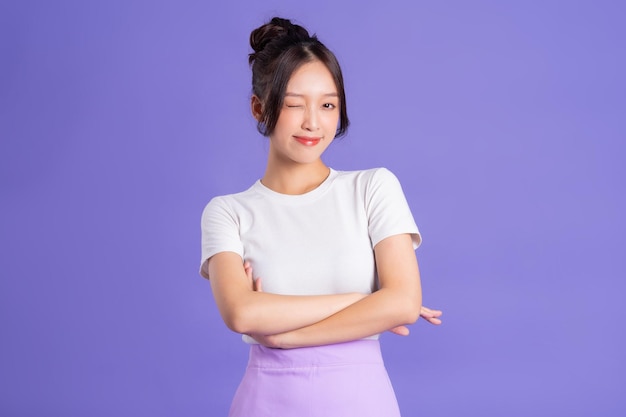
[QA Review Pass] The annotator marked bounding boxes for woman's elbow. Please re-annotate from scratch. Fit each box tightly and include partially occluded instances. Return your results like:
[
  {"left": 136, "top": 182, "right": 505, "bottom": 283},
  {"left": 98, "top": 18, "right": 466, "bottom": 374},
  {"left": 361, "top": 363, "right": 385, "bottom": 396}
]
[
  {"left": 221, "top": 307, "right": 255, "bottom": 334},
  {"left": 401, "top": 293, "right": 422, "bottom": 324},
  {"left": 223, "top": 316, "right": 244, "bottom": 334},
  {"left": 403, "top": 307, "right": 421, "bottom": 325}
]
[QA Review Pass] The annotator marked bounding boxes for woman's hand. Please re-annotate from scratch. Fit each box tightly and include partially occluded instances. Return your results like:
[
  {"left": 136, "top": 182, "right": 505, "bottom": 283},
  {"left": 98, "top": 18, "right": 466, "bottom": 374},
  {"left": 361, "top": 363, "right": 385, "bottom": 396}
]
[
  {"left": 244, "top": 261, "right": 263, "bottom": 292},
  {"left": 420, "top": 306, "right": 443, "bottom": 325},
  {"left": 243, "top": 262, "right": 282, "bottom": 347},
  {"left": 248, "top": 307, "right": 443, "bottom": 347},
  {"left": 387, "top": 325, "right": 410, "bottom": 336},
  {"left": 387, "top": 306, "right": 442, "bottom": 336},
  {"left": 210, "top": 253, "right": 382, "bottom": 336},
  {"left": 251, "top": 309, "right": 443, "bottom": 348},
  {"left": 242, "top": 259, "right": 441, "bottom": 347}
]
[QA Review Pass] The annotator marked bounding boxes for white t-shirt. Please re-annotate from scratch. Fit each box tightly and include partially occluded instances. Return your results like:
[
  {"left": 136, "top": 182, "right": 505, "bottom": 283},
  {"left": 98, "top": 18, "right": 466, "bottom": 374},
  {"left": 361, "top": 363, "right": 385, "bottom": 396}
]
[{"left": 200, "top": 167, "right": 421, "bottom": 342}]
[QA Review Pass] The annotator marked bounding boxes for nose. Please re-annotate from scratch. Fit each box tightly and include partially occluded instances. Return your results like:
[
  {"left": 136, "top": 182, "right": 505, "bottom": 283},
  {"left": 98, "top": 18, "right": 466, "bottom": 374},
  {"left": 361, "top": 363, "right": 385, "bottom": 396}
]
[{"left": 301, "top": 106, "right": 319, "bottom": 131}]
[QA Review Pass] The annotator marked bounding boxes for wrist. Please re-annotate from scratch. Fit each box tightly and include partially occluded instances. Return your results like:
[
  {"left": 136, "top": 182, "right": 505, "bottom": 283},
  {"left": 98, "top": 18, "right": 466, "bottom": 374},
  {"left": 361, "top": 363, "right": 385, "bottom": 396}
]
[
  {"left": 349, "top": 292, "right": 367, "bottom": 305},
  {"left": 354, "top": 292, "right": 368, "bottom": 300}
]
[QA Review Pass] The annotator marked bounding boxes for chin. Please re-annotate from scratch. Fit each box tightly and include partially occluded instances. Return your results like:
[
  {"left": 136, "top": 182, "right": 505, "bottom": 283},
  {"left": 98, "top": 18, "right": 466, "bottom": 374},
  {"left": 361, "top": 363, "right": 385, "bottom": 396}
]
[{"left": 291, "top": 157, "right": 324, "bottom": 165}]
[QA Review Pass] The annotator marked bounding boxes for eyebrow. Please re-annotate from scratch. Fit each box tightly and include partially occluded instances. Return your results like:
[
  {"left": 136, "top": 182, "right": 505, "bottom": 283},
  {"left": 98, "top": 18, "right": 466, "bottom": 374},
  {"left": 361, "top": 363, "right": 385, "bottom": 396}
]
[{"left": 284, "top": 92, "right": 338, "bottom": 97}]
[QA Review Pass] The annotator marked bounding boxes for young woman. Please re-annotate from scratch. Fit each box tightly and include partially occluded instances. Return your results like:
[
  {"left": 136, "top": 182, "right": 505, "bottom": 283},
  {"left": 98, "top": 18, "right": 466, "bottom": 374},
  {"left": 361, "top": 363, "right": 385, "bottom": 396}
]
[{"left": 200, "top": 17, "right": 442, "bottom": 417}]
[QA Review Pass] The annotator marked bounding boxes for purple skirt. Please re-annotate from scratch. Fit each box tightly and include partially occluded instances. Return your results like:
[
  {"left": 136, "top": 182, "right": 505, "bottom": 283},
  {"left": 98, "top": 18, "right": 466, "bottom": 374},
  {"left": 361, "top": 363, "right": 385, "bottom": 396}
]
[{"left": 228, "top": 340, "right": 401, "bottom": 417}]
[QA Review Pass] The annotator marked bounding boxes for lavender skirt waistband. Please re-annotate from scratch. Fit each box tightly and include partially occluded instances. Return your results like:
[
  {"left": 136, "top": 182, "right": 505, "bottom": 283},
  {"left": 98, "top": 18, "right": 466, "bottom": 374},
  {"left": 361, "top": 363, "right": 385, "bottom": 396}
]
[{"left": 228, "top": 340, "right": 401, "bottom": 417}]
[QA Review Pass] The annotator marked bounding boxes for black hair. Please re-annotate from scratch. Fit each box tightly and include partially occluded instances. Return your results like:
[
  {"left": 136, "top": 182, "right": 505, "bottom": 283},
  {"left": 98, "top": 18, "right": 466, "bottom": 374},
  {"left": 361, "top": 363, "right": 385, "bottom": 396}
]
[{"left": 248, "top": 17, "right": 349, "bottom": 137}]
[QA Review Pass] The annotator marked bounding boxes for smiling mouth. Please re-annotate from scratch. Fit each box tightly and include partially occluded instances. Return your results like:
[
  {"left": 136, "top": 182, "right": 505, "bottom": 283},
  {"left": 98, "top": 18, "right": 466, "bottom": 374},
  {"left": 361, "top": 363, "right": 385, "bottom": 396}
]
[{"left": 294, "top": 136, "right": 322, "bottom": 146}]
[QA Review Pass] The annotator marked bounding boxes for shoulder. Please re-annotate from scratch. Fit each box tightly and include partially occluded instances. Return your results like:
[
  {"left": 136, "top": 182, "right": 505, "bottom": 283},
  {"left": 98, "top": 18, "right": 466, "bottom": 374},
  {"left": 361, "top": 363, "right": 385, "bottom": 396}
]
[
  {"left": 335, "top": 167, "right": 398, "bottom": 180},
  {"left": 201, "top": 194, "right": 234, "bottom": 218},
  {"left": 201, "top": 185, "right": 259, "bottom": 221},
  {"left": 332, "top": 167, "right": 401, "bottom": 191}
]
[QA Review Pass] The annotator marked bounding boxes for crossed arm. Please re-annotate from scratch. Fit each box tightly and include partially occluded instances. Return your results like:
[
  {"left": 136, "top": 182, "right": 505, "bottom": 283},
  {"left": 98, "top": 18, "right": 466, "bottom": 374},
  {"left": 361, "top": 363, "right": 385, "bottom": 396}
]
[{"left": 208, "top": 233, "right": 442, "bottom": 349}]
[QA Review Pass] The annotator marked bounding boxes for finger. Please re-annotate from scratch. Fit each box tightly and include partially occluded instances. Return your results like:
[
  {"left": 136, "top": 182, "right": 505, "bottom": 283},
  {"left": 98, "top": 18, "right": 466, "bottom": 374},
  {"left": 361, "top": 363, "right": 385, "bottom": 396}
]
[
  {"left": 424, "top": 316, "right": 442, "bottom": 325},
  {"left": 254, "top": 277, "right": 263, "bottom": 292},
  {"left": 388, "top": 325, "right": 410, "bottom": 336},
  {"left": 421, "top": 306, "right": 443, "bottom": 317},
  {"left": 243, "top": 262, "right": 254, "bottom": 279},
  {"left": 420, "top": 306, "right": 432, "bottom": 316}
]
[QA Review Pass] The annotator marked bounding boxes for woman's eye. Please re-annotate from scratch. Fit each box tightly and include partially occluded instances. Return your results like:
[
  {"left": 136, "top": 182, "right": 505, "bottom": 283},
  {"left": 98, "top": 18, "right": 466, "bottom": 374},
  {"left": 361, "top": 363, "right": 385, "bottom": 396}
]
[
  {"left": 322, "top": 103, "right": 336, "bottom": 109},
  {"left": 285, "top": 103, "right": 302, "bottom": 108}
]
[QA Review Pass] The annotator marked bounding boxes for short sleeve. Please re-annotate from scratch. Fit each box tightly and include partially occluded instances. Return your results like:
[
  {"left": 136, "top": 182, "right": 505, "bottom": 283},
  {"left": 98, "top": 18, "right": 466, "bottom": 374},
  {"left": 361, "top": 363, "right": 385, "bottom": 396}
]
[
  {"left": 199, "top": 197, "right": 244, "bottom": 279},
  {"left": 365, "top": 168, "right": 421, "bottom": 249}
]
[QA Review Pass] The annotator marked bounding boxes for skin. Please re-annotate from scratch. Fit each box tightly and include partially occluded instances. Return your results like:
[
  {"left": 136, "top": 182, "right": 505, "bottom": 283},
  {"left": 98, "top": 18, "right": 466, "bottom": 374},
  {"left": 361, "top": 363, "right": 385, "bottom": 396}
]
[{"left": 208, "top": 60, "right": 442, "bottom": 349}]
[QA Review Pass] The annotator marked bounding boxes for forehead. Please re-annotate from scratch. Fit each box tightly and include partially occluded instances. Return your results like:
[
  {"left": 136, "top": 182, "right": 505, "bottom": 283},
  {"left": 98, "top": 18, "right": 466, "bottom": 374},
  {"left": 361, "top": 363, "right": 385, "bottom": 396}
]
[{"left": 286, "top": 60, "right": 337, "bottom": 94}]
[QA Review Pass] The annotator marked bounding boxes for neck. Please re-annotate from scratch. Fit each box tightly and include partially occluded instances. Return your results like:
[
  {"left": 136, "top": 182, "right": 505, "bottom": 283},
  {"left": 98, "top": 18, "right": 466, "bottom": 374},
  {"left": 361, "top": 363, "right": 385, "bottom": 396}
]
[{"left": 261, "top": 160, "right": 330, "bottom": 195}]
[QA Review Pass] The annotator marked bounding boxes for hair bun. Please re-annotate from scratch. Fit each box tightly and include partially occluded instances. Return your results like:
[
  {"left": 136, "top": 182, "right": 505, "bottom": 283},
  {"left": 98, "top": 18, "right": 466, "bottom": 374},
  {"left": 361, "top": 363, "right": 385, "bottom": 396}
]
[{"left": 249, "top": 17, "right": 310, "bottom": 64}]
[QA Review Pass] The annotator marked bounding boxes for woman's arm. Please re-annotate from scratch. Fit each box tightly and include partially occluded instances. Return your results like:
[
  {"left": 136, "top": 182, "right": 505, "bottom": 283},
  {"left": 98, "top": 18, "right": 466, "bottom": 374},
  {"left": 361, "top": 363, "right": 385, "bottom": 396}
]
[
  {"left": 208, "top": 251, "right": 366, "bottom": 335},
  {"left": 251, "top": 233, "right": 424, "bottom": 349}
]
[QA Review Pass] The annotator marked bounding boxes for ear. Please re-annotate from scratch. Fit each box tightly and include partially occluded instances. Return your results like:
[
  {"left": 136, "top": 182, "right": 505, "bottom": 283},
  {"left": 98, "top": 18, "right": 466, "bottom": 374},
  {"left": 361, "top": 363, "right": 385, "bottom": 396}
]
[{"left": 251, "top": 95, "right": 263, "bottom": 122}]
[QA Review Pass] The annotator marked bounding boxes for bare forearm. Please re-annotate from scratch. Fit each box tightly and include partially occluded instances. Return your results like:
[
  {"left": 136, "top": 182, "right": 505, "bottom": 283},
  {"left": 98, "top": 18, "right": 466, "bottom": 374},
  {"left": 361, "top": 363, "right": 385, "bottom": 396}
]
[
  {"left": 217, "top": 289, "right": 365, "bottom": 335},
  {"left": 269, "top": 234, "right": 424, "bottom": 349},
  {"left": 270, "top": 287, "right": 422, "bottom": 349},
  {"left": 208, "top": 252, "right": 366, "bottom": 336}
]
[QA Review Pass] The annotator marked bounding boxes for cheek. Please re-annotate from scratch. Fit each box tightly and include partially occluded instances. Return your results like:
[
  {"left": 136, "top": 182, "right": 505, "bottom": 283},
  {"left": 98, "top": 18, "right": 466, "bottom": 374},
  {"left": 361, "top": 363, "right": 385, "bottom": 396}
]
[
  {"left": 323, "top": 113, "right": 340, "bottom": 128},
  {"left": 275, "top": 112, "right": 298, "bottom": 130}
]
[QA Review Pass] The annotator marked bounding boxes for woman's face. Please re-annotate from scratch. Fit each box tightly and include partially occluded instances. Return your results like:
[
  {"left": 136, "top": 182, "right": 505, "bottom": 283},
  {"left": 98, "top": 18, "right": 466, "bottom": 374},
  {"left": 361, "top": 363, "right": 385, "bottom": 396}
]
[{"left": 268, "top": 60, "right": 340, "bottom": 166}]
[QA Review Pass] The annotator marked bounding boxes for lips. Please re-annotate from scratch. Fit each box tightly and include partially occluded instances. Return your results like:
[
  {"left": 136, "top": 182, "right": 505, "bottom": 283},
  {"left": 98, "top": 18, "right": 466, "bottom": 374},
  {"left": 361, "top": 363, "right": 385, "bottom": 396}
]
[{"left": 294, "top": 136, "right": 322, "bottom": 146}]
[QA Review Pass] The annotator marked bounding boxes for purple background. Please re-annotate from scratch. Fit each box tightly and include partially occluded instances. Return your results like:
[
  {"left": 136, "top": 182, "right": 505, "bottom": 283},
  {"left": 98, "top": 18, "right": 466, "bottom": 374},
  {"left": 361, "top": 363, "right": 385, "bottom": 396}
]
[{"left": 1, "top": 1, "right": 624, "bottom": 416}]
